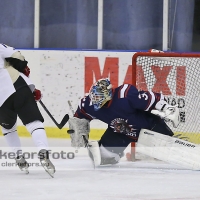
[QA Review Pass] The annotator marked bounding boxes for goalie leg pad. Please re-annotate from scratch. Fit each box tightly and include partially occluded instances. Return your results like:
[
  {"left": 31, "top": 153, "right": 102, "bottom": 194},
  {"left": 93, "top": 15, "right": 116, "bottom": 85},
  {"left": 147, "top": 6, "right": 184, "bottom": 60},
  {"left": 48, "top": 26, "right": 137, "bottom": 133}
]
[
  {"left": 88, "top": 142, "right": 121, "bottom": 167},
  {"left": 137, "top": 129, "right": 200, "bottom": 170},
  {"left": 88, "top": 141, "right": 101, "bottom": 167},
  {"left": 68, "top": 117, "right": 90, "bottom": 148},
  {"left": 151, "top": 120, "right": 174, "bottom": 137},
  {"left": 99, "top": 144, "right": 120, "bottom": 165}
]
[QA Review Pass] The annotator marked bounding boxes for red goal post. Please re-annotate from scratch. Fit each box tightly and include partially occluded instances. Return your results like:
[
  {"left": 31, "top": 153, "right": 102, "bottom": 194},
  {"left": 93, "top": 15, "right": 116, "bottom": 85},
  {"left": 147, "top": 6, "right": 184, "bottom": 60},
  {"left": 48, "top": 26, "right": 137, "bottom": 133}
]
[{"left": 126, "top": 51, "right": 200, "bottom": 161}]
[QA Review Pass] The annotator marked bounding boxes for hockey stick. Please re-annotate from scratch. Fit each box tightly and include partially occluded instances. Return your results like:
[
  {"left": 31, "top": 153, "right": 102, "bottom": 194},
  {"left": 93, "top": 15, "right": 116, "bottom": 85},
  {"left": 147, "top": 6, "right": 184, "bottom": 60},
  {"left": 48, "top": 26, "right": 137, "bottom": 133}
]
[
  {"left": 39, "top": 100, "right": 69, "bottom": 129},
  {"left": 67, "top": 100, "right": 75, "bottom": 116}
]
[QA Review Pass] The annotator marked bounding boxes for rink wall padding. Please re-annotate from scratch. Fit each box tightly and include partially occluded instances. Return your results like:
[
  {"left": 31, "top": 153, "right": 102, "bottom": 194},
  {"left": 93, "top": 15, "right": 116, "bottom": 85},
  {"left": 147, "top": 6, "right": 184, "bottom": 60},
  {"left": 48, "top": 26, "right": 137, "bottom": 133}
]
[
  {"left": 16, "top": 49, "right": 135, "bottom": 132},
  {"left": 0, "top": 127, "right": 105, "bottom": 140},
  {"left": 0, "top": 128, "right": 199, "bottom": 145},
  {"left": 0, "top": 49, "right": 199, "bottom": 144}
]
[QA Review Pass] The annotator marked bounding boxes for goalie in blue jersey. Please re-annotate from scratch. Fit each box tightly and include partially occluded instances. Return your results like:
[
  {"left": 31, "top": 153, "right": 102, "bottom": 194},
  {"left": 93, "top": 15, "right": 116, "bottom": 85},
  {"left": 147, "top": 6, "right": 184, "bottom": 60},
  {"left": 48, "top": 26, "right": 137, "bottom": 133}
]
[{"left": 68, "top": 78, "right": 180, "bottom": 166}]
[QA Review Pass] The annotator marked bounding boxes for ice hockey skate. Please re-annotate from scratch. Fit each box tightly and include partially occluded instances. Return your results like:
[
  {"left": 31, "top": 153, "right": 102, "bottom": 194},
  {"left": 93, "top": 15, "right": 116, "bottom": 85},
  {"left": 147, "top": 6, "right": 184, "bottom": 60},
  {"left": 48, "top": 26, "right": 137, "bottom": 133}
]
[
  {"left": 38, "top": 149, "right": 55, "bottom": 178},
  {"left": 15, "top": 155, "right": 29, "bottom": 174}
]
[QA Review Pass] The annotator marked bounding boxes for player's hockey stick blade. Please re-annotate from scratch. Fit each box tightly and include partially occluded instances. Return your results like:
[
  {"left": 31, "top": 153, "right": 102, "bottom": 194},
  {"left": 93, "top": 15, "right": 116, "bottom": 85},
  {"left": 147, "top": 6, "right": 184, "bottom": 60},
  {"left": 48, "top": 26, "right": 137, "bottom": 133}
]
[{"left": 39, "top": 100, "right": 69, "bottom": 129}]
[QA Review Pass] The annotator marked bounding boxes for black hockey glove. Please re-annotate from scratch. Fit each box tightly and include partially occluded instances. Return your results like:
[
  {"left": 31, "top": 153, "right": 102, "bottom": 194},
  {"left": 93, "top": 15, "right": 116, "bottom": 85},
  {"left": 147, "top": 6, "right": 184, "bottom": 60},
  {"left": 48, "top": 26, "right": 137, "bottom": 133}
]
[{"left": 5, "top": 57, "right": 28, "bottom": 74}]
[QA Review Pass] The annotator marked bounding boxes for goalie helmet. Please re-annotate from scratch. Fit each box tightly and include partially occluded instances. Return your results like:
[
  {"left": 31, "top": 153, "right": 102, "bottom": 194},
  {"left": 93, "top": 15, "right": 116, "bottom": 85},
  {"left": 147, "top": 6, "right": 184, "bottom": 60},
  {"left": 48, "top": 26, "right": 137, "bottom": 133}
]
[{"left": 89, "top": 78, "right": 112, "bottom": 111}]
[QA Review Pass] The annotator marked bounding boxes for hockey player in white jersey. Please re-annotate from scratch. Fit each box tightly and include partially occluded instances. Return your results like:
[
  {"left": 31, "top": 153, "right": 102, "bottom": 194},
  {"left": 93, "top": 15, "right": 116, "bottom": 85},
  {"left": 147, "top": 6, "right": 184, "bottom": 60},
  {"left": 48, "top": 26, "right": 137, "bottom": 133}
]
[{"left": 0, "top": 43, "right": 55, "bottom": 177}]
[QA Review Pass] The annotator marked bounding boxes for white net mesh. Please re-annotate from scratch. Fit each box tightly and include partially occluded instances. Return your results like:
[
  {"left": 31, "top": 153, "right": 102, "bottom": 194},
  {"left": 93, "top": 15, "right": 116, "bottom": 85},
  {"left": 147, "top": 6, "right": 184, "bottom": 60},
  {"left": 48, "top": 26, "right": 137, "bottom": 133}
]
[{"left": 133, "top": 52, "right": 200, "bottom": 144}]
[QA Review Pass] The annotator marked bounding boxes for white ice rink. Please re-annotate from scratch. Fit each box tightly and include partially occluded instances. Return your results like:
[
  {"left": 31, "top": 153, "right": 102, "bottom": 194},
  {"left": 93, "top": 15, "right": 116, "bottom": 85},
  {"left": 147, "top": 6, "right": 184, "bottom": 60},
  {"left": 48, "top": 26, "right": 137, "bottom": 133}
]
[{"left": 0, "top": 136, "right": 200, "bottom": 200}]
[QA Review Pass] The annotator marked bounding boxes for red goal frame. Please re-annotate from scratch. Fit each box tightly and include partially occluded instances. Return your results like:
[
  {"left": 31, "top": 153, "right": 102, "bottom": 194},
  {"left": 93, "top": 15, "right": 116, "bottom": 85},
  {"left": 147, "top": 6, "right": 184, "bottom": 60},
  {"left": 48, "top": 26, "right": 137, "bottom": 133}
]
[{"left": 126, "top": 52, "right": 200, "bottom": 161}]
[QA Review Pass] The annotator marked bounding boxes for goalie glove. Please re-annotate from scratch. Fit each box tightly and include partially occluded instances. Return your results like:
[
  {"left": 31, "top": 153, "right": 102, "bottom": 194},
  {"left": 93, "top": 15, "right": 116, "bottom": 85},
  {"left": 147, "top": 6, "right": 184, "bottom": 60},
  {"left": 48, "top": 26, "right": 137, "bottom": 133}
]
[
  {"left": 68, "top": 117, "right": 90, "bottom": 148},
  {"left": 151, "top": 100, "right": 180, "bottom": 128}
]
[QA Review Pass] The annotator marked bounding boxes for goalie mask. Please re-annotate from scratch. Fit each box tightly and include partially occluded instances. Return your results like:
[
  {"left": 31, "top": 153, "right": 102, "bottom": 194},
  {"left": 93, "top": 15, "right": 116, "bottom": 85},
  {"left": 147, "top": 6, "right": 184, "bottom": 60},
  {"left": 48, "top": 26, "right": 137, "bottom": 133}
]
[{"left": 89, "top": 78, "right": 112, "bottom": 111}]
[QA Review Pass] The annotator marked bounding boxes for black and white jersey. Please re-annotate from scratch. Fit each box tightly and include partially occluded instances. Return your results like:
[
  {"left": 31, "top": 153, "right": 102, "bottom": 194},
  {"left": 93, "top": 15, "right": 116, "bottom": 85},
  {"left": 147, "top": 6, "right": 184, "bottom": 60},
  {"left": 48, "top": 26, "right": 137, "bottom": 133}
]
[{"left": 0, "top": 44, "right": 35, "bottom": 106}]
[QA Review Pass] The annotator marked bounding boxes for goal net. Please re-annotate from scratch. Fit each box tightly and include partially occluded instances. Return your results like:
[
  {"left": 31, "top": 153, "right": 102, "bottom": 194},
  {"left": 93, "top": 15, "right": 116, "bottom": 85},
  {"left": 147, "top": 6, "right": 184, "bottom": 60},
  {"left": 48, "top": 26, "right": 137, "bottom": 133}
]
[
  {"left": 133, "top": 51, "right": 200, "bottom": 142},
  {"left": 128, "top": 52, "right": 200, "bottom": 161}
]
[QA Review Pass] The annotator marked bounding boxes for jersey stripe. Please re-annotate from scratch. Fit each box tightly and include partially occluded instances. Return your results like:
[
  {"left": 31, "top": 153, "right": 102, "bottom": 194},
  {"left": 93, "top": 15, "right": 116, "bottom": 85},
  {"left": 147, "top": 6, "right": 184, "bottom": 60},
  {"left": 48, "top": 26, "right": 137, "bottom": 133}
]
[
  {"left": 145, "top": 91, "right": 155, "bottom": 111},
  {"left": 119, "top": 84, "right": 129, "bottom": 98},
  {"left": 79, "top": 97, "right": 86, "bottom": 109},
  {"left": 80, "top": 109, "right": 93, "bottom": 120},
  {"left": 125, "top": 85, "right": 131, "bottom": 97}
]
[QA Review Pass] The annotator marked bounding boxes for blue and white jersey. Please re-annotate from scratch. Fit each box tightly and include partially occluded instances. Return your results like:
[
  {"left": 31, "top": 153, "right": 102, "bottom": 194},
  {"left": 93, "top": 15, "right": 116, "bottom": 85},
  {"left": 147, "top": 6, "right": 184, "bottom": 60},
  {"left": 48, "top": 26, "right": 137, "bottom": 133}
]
[{"left": 74, "top": 84, "right": 164, "bottom": 141}]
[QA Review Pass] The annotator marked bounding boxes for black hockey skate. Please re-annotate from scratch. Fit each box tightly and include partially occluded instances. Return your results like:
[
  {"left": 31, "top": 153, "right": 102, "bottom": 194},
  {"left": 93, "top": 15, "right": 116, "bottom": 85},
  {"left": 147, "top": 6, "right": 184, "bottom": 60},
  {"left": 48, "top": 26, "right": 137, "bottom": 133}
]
[
  {"left": 15, "top": 155, "right": 29, "bottom": 174},
  {"left": 38, "top": 149, "right": 55, "bottom": 178}
]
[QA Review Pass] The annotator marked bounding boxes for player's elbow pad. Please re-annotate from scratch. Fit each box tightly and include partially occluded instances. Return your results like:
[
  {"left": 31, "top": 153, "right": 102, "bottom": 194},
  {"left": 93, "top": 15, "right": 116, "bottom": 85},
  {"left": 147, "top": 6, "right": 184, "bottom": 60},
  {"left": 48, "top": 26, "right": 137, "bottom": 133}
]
[{"left": 5, "top": 57, "right": 28, "bottom": 73}]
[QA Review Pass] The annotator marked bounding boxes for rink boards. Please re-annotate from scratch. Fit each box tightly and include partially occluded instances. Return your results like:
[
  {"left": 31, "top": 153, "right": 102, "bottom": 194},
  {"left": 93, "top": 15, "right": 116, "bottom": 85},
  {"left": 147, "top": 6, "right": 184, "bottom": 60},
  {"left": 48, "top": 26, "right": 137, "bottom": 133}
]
[
  {"left": 1, "top": 127, "right": 200, "bottom": 144},
  {"left": 1, "top": 49, "right": 200, "bottom": 144}
]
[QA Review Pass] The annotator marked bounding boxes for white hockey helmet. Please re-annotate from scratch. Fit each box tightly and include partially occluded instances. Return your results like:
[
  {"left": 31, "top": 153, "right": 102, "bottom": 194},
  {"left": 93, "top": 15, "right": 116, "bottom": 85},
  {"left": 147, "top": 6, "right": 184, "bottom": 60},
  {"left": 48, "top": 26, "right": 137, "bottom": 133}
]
[{"left": 89, "top": 78, "right": 112, "bottom": 111}]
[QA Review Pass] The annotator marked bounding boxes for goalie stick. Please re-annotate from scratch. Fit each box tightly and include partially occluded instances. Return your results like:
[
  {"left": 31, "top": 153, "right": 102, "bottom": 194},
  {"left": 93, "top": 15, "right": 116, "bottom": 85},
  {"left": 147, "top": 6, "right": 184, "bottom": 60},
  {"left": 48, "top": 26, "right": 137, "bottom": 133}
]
[{"left": 39, "top": 100, "right": 69, "bottom": 129}]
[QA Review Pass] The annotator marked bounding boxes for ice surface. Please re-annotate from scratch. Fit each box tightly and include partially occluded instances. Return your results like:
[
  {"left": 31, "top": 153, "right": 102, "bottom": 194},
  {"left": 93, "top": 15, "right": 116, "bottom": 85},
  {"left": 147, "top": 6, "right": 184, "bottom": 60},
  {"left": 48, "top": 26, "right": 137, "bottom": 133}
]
[{"left": 0, "top": 137, "right": 200, "bottom": 200}]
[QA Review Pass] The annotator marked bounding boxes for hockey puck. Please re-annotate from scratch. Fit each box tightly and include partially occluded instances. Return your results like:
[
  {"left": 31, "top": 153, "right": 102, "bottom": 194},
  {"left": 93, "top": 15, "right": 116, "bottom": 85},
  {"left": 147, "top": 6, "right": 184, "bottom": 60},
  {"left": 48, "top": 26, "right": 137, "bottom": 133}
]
[{"left": 67, "top": 129, "right": 74, "bottom": 134}]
